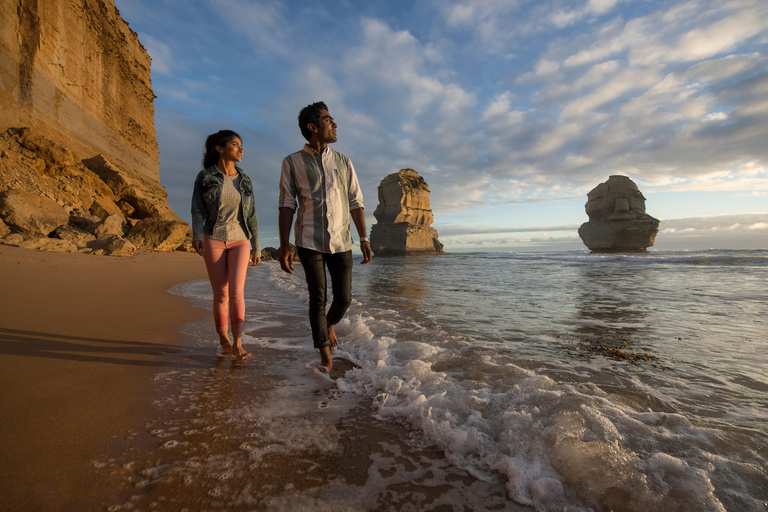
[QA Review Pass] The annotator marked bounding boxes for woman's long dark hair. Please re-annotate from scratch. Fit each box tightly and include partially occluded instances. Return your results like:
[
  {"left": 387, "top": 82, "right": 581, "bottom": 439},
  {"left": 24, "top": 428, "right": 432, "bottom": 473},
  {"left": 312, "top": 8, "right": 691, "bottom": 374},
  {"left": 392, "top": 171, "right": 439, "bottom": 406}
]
[{"left": 202, "top": 130, "right": 241, "bottom": 169}]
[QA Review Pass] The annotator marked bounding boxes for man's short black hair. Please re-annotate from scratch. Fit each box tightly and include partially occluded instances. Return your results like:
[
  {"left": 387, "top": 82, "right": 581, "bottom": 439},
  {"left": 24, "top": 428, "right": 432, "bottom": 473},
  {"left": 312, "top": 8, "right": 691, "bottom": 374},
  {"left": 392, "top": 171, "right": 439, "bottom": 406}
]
[{"left": 298, "top": 101, "right": 328, "bottom": 142}]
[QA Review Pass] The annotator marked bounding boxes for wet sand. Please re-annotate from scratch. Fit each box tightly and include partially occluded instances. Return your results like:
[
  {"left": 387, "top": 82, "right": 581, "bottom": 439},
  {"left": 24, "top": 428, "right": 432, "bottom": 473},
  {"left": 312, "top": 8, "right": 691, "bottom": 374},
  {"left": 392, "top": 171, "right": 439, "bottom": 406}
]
[
  {"left": 0, "top": 245, "right": 208, "bottom": 511},
  {"left": 0, "top": 244, "right": 531, "bottom": 511}
]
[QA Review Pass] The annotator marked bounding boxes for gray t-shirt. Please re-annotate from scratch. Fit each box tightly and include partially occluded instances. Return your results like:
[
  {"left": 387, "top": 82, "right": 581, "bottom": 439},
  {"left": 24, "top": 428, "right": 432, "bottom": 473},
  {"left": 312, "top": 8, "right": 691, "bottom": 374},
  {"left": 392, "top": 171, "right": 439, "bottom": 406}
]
[{"left": 211, "top": 174, "right": 248, "bottom": 241}]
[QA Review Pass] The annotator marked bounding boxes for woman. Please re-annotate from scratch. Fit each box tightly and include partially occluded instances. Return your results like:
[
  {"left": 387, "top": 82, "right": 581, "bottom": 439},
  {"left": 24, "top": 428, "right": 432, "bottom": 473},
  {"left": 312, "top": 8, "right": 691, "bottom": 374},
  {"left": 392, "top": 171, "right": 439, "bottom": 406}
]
[{"left": 191, "top": 130, "right": 260, "bottom": 360}]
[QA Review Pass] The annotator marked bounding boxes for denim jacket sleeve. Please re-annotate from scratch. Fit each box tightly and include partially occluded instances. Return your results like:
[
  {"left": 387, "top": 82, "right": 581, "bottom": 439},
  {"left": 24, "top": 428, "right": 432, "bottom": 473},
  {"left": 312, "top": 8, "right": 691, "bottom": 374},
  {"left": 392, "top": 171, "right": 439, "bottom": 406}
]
[
  {"left": 190, "top": 170, "right": 207, "bottom": 242},
  {"left": 240, "top": 174, "right": 260, "bottom": 252}
]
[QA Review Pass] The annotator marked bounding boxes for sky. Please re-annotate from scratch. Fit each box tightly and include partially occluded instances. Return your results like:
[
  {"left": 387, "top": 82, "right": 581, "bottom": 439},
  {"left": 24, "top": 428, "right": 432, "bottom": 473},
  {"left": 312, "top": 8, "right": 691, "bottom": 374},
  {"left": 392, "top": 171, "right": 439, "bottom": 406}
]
[{"left": 114, "top": 0, "right": 768, "bottom": 252}]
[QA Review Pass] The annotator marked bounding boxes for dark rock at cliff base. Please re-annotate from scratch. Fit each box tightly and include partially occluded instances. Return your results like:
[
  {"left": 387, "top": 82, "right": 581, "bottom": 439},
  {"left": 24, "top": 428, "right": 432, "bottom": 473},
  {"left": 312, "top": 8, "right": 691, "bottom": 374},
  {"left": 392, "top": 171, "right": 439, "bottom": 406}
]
[
  {"left": 370, "top": 169, "right": 445, "bottom": 256},
  {"left": 259, "top": 245, "right": 300, "bottom": 262},
  {"left": 88, "top": 235, "right": 138, "bottom": 257},
  {"left": 126, "top": 218, "right": 189, "bottom": 252},
  {"left": 260, "top": 247, "right": 280, "bottom": 262},
  {"left": 0, "top": 190, "right": 69, "bottom": 238},
  {"left": 54, "top": 225, "right": 96, "bottom": 246},
  {"left": 578, "top": 175, "right": 660, "bottom": 253},
  {"left": 0, "top": 218, "right": 10, "bottom": 238}
]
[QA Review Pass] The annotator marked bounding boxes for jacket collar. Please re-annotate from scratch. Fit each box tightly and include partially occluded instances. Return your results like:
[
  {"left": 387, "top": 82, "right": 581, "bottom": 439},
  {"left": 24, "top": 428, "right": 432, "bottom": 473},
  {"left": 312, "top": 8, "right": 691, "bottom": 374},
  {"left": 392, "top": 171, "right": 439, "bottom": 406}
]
[{"left": 207, "top": 164, "right": 246, "bottom": 179}]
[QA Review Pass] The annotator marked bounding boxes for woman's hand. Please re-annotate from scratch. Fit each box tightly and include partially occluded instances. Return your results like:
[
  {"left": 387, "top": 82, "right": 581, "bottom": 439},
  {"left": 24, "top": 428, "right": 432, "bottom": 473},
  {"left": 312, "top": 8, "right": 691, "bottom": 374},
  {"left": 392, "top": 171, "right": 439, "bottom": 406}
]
[
  {"left": 193, "top": 240, "right": 204, "bottom": 256},
  {"left": 251, "top": 251, "right": 261, "bottom": 266}
]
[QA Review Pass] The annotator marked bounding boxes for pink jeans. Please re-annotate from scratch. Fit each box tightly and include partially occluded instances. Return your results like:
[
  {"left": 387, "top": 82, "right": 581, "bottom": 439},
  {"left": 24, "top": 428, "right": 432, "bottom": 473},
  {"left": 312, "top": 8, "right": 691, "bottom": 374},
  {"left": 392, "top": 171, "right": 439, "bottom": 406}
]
[{"left": 203, "top": 237, "right": 251, "bottom": 334}]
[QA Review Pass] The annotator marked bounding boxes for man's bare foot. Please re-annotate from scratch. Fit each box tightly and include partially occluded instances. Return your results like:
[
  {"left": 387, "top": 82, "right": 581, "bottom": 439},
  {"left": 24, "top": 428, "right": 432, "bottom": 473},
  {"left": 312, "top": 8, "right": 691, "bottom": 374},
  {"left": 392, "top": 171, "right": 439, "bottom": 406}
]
[
  {"left": 233, "top": 346, "right": 251, "bottom": 360},
  {"left": 320, "top": 346, "right": 333, "bottom": 371},
  {"left": 219, "top": 334, "right": 233, "bottom": 354},
  {"left": 328, "top": 325, "right": 338, "bottom": 350}
]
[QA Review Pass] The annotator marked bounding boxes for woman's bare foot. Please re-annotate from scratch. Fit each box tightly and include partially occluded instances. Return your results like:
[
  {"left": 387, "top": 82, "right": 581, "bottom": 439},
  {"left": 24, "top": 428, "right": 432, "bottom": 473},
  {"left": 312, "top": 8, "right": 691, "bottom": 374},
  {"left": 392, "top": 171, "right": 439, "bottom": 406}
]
[
  {"left": 328, "top": 325, "right": 338, "bottom": 350},
  {"left": 233, "top": 347, "right": 251, "bottom": 361},
  {"left": 231, "top": 332, "right": 250, "bottom": 360},
  {"left": 320, "top": 346, "right": 333, "bottom": 371},
  {"left": 219, "top": 334, "right": 233, "bottom": 354}
]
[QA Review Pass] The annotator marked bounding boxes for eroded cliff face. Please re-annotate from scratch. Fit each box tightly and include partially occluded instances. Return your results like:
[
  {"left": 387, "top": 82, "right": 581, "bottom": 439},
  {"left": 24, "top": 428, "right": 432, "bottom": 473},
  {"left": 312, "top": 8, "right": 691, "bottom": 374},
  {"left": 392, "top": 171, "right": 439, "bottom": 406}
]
[
  {"left": 0, "top": 1, "right": 193, "bottom": 254},
  {"left": 578, "top": 175, "right": 660, "bottom": 253},
  {"left": 0, "top": 127, "right": 188, "bottom": 255},
  {"left": 0, "top": 0, "right": 159, "bottom": 181},
  {"left": 370, "top": 169, "right": 445, "bottom": 256}
]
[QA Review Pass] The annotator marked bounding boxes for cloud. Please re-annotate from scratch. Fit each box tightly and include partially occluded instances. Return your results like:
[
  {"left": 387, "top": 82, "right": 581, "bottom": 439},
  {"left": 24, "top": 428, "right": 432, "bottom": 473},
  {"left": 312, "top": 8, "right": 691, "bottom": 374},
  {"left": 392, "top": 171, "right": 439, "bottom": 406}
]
[
  {"left": 560, "top": 66, "right": 661, "bottom": 120},
  {"left": 415, "top": 1, "right": 765, "bottom": 201},
  {"left": 120, "top": 0, "right": 768, "bottom": 251},
  {"left": 332, "top": 17, "right": 483, "bottom": 201},
  {"left": 216, "top": 1, "right": 768, "bottom": 211},
  {"left": 139, "top": 34, "right": 176, "bottom": 76},
  {"left": 439, "top": 213, "right": 768, "bottom": 251},
  {"left": 210, "top": 0, "right": 292, "bottom": 56},
  {"left": 563, "top": 1, "right": 768, "bottom": 68},
  {"left": 659, "top": 213, "right": 768, "bottom": 231},
  {"left": 343, "top": 18, "right": 476, "bottom": 120},
  {"left": 648, "top": 212, "right": 768, "bottom": 249},
  {"left": 437, "top": 0, "right": 529, "bottom": 53},
  {"left": 549, "top": 0, "right": 623, "bottom": 28},
  {"left": 436, "top": 223, "right": 581, "bottom": 236},
  {"left": 645, "top": 175, "right": 768, "bottom": 193},
  {"left": 669, "top": 6, "right": 768, "bottom": 62}
]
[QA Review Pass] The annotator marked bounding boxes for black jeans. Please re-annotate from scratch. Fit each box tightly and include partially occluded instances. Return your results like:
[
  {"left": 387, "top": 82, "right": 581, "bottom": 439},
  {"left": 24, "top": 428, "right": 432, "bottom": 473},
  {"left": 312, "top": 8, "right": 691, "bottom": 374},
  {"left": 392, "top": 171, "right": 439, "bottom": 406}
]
[{"left": 297, "top": 247, "right": 353, "bottom": 349}]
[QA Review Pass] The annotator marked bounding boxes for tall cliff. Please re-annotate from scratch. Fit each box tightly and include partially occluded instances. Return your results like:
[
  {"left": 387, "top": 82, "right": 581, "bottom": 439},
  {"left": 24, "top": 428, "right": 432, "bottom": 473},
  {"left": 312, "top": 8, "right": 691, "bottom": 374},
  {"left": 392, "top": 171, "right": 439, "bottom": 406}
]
[
  {"left": 0, "top": 1, "right": 191, "bottom": 255},
  {"left": 370, "top": 169, "right": 445, "bottom": 256},
  {"left": 0, "top": 0, "right": 159, "bottom": 181}
]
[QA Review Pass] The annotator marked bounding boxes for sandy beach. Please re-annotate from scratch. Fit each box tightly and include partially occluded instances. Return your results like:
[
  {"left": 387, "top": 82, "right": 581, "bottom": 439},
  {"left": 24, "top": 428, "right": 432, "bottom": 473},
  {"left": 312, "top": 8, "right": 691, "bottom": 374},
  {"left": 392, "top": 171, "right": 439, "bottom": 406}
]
[
  {"left": 0, "top": 245, "right": 208, "bottom": 511},
  {"left": 0, "top": 245, "right": 528, "bottom": 511}
]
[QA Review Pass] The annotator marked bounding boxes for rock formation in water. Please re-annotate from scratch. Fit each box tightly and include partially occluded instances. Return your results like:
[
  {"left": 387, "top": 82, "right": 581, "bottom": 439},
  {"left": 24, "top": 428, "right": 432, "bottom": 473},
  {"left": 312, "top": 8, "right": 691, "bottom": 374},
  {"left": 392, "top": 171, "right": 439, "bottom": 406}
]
[
  {"left": 369, "top": 169, "right": 445, "bottom": 256},
  {"left": 578, "top": 175, "right": 660, "bottom": 253},
  {"left": 0, "top": 1, "right": 192, "bottom": 255}
]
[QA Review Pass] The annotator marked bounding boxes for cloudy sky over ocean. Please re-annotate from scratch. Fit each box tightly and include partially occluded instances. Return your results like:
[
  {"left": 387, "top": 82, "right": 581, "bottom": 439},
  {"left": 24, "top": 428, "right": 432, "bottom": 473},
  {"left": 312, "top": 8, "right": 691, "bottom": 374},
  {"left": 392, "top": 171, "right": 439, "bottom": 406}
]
[{"left": 116, "top": 0, "right": 768, "bottom": 252}]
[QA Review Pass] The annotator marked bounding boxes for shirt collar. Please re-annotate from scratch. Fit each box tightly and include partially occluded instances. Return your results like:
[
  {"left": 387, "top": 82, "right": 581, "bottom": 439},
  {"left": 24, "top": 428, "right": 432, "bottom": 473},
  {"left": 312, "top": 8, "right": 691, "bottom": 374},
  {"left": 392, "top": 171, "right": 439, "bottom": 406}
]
[{"left": 303, "top": 143, "right": 330, "bottom": 156}]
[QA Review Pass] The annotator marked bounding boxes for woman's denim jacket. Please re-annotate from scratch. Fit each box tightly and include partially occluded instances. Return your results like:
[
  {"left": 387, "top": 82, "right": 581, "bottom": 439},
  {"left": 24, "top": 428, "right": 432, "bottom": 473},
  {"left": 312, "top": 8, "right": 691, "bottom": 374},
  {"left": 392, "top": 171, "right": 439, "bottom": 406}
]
[{"left": 191, "top": 165, "right": 259, "bottom": 250}]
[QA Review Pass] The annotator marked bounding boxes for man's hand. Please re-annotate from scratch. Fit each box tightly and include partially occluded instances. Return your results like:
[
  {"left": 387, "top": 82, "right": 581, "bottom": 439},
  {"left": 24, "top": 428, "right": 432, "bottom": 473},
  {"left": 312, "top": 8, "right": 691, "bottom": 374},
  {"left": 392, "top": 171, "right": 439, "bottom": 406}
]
[
  {"left": 350, "top": 208, "right": 371, "bottom": 264},
  {"left": 360, "top": 240, "right": 372, "bottom": 264},
  {"left": 278, "top": 207, "right": 296, "bottom": 274},
  {"left": 279, "top": 245, "right": 294, "bottom": 274},
  {"left": 193, "top": 240, "right": 204, "bottom": 256}
]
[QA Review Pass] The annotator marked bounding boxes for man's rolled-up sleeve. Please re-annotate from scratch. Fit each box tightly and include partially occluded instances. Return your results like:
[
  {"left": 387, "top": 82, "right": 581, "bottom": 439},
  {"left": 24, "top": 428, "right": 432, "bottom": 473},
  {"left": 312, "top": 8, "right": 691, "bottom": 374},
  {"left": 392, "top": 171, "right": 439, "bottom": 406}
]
[
  {"left": 279, "top": 157, "right": 298, "bottom": 211},
  {"left": 346, "top": 158, "right": 364, "bottom": 211}
]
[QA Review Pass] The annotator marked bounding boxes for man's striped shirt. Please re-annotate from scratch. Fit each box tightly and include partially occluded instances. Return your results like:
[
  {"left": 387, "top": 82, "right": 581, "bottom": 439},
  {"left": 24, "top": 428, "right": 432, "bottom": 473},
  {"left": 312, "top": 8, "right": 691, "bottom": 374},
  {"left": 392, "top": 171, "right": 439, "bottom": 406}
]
[{"left": 279, "top": 144, "right": 364, "bottom": 254}]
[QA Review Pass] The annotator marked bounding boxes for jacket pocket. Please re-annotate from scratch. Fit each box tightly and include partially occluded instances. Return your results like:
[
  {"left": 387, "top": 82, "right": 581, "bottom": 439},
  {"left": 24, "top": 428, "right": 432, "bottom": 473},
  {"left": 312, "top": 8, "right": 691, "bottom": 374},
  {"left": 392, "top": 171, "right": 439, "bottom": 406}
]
[{"left": 202, "top": 177, "right": 219, "bottom": 203}]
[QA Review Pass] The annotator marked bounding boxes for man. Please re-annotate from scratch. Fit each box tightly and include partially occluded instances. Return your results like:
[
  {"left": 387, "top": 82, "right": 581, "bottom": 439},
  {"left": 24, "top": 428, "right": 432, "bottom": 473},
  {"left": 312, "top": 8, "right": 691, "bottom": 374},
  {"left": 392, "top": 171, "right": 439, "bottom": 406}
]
[{"left": 278, "top": 101, "right": 372, "bottom": 372}]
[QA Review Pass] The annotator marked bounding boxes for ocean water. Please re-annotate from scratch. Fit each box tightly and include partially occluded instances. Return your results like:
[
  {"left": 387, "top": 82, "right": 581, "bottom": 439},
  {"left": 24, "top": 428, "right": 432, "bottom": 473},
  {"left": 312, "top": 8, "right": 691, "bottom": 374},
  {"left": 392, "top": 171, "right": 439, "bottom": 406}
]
[{"left": 153, "top": 249, "right": 767, "bottom": 511}]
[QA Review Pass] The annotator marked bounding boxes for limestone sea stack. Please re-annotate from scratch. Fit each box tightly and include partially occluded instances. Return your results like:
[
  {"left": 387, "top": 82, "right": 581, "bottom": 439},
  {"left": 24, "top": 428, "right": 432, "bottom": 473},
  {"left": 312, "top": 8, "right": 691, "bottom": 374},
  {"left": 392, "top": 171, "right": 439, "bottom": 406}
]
[
  {"left": 578, "top": 175, "right": 660, "bottom": 253},
  {"left": 370, "top": 169, "right": 445, "bottom": 256}
]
